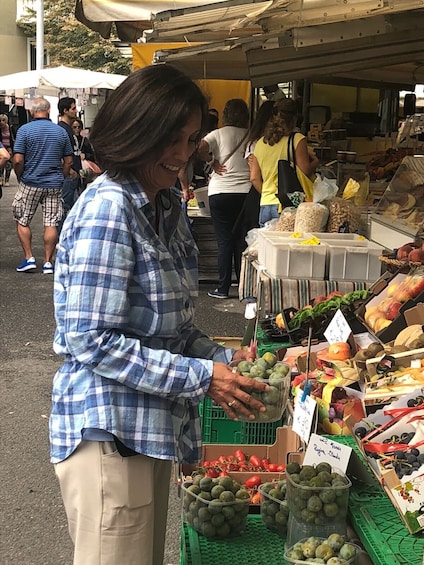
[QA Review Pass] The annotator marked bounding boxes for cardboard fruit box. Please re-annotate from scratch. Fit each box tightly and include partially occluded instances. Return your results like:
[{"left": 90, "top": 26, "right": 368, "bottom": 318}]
[
  {"left": 364, "top": 346, "right": 424, "bottom": 404},
  {"left": 345, "top": 411, "right": 424, "bottom": 534},
  {"left": 355, "top": 270, "right": 424, "bottom": 343},
  {"left": 180, "top": 426, "right": 301, "bottom": 486}
]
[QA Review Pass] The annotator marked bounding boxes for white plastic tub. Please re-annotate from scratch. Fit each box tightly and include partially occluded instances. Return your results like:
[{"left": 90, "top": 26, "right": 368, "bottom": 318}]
[
  {"left": 265, "top": 241, "right": 327, "bottom": 279},
  {"left": 194, "top": 187, "right": 210, "bottom": 216},
  {"left": 326, "top": 240, "right": 383, "bottom": 282}
]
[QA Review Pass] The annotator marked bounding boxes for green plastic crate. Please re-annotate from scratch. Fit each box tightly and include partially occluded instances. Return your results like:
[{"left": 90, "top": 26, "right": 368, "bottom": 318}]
[
  {"left": 324, "top": 434, "right": 386, "bottom": 504},
  {"left": 256, "top": 325, "right": 290, "bottom": 358},
  {"left": 350, "top": 498, "right": 424, "bottom": 565},
  {"left": 180, "top": 515, "right": 286, "bottom": 565},
  {"left": 199, "top": 396, "right": 285, "bottom": 444}
]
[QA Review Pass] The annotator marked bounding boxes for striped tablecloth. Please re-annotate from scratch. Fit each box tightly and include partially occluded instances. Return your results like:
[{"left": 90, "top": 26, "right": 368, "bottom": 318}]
[{"left": 239, "top": 252, "right": 370, "bottom": 315}]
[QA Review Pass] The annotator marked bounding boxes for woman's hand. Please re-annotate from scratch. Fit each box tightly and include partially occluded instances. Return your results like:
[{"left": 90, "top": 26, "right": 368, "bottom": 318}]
[
  {"left": 231, "top": 348, "right": 255, "bottom": 363},
  {"left": 207, "top": 362, "right": 270, "bottom": 420},
  {"left": 211, "top": 160, "right": 227, "bottom": 175}
]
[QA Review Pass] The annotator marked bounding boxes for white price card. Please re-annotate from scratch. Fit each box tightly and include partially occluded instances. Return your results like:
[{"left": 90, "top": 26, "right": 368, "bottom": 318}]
[
  {"left": 324, "top": 308, "right": 351, "bottom": 344},
  {"left": 303, "top": 433, "right": 352, "bottom": 473},
  {"left": 292, "top": 393, "right": 317, "bottom": 444}
]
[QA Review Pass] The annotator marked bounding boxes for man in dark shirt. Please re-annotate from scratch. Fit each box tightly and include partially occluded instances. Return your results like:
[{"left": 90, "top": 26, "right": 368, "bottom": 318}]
[{"left": 57, "top": 97, "right": 80, "bottom": 232}]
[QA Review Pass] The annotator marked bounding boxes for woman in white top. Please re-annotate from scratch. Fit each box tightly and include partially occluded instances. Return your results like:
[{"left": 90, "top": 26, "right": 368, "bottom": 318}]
[{"left": 198, "top": 99, "right": 251, "bottom": 298}]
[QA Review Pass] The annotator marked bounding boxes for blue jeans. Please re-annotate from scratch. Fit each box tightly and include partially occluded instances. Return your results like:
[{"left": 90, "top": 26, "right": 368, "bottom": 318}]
[
  {"left": 58, "top": 176, "right": 80, "bottom": 235},
  {"left": 259, "top": 204, "right": 280, "bottom": 227},
  {"left": 209, "top": 193, "right": 247, "bottom": 295}
]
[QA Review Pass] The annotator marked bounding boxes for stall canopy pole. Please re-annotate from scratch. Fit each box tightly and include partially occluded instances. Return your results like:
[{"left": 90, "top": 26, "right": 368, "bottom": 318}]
[{"left": 36, "top": 0, "right": 44, "bottom": 70}]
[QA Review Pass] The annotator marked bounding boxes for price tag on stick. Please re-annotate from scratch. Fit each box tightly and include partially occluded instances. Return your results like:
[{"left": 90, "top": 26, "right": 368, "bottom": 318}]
[
  {"left": 292, "top": 393, "right": 317, "bottom": 444},
  {"left": 324, "top": 308, "right": 351, "bottom": 344}
]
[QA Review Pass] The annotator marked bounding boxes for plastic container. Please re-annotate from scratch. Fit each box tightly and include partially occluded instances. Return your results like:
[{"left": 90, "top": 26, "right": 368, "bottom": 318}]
[
  {"left": 264, "top": 241, "right": 327, "bottom": 279},
  {"left": 181, "top": 481, "right": 249, "bottom": 539},
  {"left": 286, "top": 513, "right": 347, "bottom": 548},
  {"left": 326, "top": 240, "right": 383, "bottom": 282},
  {"left": 258, "top": 480, "right": 289, "bottom": 537},
  {"left": 284, "top": 536, "right": 361, "bottom": 565},
  {"left": 286, "top": 464, "right": 351, "bottom": 530},
  {"left": 257, "top": 231, "right": 310, "bottom": 267},
  {"left": 232, "top": 363, "right": 291, "bottom": 423}
]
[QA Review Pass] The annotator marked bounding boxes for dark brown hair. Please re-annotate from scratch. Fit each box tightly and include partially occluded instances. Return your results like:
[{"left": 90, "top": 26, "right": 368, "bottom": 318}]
[
  {"left": 222, "top": 99, "right": 249, "bottom": 128},
  {"left": 89, "top": 65, "right": 209, "bottom": 179},
  {"left": 246, "top": 100, "right": 275, "bottom": 144},
  {"left": 263, "top": 98, "right": 298, "bottom": 145}
]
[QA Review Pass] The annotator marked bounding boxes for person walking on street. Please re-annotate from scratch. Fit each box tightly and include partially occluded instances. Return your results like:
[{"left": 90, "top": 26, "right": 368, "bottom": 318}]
[
  {"left": 198, "top": 99, "right": 251, "bottom": 299},
  {"left": 12, "top": 97, "right": 73, "bottom": 273},
  {"left": 57, "top": 97, "right": 80, "bottom": 230},
  {"left": 0, "top": 113, "right": 14, "bottom": 188},
  {"left": 49, "top": 65, "right": 269, "bottom": 565}
]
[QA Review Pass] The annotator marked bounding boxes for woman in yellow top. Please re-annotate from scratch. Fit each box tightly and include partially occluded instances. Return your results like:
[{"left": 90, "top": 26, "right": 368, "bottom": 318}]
[{"left": 250, "top": 98, "right": 319, "bottom": 227}]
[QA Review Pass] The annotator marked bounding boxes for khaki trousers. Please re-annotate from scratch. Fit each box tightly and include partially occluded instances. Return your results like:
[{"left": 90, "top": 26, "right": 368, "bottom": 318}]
[{"left": 54, "top": 440, "right": 172, "bottom": 565}]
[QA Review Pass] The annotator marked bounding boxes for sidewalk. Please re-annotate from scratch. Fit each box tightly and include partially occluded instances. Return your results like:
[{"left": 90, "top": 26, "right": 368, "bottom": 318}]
[{"left": 0, "top": 172, "right": 248, "bottom": 564}]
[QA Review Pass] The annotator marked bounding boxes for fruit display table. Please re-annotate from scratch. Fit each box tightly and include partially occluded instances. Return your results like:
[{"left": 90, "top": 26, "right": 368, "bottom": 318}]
[
  {"left": 180, "top": 436, "right": 424, "bottom": 565},
  {"left": 239, "top": 253, "right": 371, "bottom": 315}
]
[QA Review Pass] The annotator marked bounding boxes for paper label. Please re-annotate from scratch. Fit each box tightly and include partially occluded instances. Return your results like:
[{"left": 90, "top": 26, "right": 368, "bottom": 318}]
[
  {"left": 292, "top": 393, "right": 317, "bottom": 443},
  {"left": 324, "top": 308, "right": 351, "bottom": 344},
  {"left": 303, "top": 433, "right": 352, "bottom": 473}
]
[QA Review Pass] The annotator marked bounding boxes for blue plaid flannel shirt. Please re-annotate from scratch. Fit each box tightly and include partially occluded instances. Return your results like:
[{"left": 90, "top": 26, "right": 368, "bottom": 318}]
[{"left": 49, "top": 174, "right": 232, "bottom": 464}]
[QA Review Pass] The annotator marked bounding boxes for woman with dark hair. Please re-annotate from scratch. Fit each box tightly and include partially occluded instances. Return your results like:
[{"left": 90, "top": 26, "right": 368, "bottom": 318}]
[
  {"left": 71, "top": 117, "right": 98, "bottom": 193},
  {"left": 198, "top": 98, "right": 251, "bottom": 299},
  {"left": 232, "top": 100, "right": 276, "bottom": 237},
  {"left": 250, "top": 98, "right": 319, "bottom": 227},
  {"left": 49, "top": 65, "right": 269, "bottom": 565}
]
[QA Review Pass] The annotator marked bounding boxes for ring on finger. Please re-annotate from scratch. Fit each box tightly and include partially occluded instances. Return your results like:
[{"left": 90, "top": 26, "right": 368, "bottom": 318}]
[{"left": 228, "top": 400, "right": 236, "bottom": 408}]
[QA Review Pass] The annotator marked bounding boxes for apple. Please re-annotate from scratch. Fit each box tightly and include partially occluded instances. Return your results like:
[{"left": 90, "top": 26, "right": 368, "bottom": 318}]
[
  {"left": 377, "top": 298, "right": 394, "bottom": 315},
  {"left": 386, "top": 301, "right": 402, "bottom": 321},
  {"left": 386, "top": 282, "right": 400, "bottom": 298},
  {"left": 364, "top": 305, "right": 379, "bottom": 325},
  {"left": 397, "top": 244, "right": 414, "bottom": 260},
  {"left": 408, "top": 248, "right": 424, "bottom": 263},
  {"left": 367, "top": 311, "right": 386, "bottom": 331},
  {"left": 407, "top": 276, "right": 424, "bottom": 298},
  {"left": 374, "top": 318, "right": 392, "bottom": 333}
]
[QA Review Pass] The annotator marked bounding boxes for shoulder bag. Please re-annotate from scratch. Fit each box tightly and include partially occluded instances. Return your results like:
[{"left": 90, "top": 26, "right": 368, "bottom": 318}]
[{"left": 277, "top": 132, "right": 304, "bottom": 207}]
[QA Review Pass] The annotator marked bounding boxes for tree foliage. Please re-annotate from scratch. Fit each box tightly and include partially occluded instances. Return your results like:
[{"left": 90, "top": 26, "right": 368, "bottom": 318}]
[{"left": 18, "top": 0, "right": 132, "bottom": 75}]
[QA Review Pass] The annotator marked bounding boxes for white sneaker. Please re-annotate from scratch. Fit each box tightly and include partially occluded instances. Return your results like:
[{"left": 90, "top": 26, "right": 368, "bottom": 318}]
[{"left": 42, "top": 261, "right": 54, "bottom": 274}]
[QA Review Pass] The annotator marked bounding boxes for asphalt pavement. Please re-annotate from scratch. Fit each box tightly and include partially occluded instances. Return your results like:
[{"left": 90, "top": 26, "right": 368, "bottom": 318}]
[{"left": 0, "top": 173, "right": 248, "bottom": 565}]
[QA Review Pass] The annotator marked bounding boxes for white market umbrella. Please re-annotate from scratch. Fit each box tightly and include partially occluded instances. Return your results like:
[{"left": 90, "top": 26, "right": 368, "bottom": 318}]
[{"left": 0, "top": 65, "right": 128, "bottom": 94}]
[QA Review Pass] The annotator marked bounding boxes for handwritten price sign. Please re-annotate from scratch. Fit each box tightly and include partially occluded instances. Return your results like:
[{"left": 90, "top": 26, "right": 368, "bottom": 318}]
[
  {"left": 303, "top": 433, "right": 352, "bottom": 473},
  {"left": 324, "top": 308, "right": 351, "bottom": 344},
  {"left": 292, "top": 394, "right": 317, "bottom": 444}
]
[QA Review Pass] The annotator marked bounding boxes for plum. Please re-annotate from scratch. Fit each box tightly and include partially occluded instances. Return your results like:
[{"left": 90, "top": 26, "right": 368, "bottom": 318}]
[
  {"left": 339, "top": 543, "right": 357, "bottom": 561},
  {"left": 326, "top": 533, "right": 345, "bottom": 552}
]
